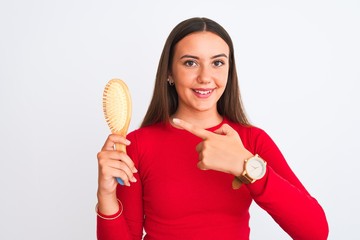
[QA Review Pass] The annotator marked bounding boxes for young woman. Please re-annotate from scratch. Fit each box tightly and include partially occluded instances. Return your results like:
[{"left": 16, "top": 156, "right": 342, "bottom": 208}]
[{"left": 96, "top": 17, "right": 329, "bottom": 240}]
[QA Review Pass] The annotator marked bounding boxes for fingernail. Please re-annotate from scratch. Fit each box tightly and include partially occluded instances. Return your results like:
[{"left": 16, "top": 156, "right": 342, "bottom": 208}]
[
  {"left": 131, "top": 176, "right": 137, "bottom": 182},
  {"left": 133, "top": 168, "right": 138, "bottom": 173},
  {"left": 125, "top": 139, "right": 131, "bottom": 145}
]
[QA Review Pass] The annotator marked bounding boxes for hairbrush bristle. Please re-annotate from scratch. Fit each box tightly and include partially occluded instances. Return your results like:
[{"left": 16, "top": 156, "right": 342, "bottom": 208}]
[{"left": 102, "top": 79, "right": 132, "bottom": 136}]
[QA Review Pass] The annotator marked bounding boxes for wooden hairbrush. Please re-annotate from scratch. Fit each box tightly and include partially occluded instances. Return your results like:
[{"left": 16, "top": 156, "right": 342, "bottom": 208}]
[{"left": 102, "top": 79, "right": 132, "bottom": 185}]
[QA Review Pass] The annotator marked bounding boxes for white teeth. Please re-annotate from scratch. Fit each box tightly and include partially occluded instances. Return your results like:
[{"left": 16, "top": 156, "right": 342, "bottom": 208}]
[{"left": 194, "top": 89, "right": 212, "bottom": 95}]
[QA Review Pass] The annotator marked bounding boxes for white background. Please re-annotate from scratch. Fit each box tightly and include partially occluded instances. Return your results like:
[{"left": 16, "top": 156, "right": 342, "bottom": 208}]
[{"left": 0, "top": 0, "right": 359, "bottom": 239}]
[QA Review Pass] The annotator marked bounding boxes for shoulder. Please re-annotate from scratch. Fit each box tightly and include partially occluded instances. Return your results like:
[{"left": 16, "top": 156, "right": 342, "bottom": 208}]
[
  {"left": 224, "top": 118, "right": 267, "bottom": 139},
  {"left": 125, "top": 123, "right": 169, "bottom": 160},
  {"left": 126, "top": 122, "right": 169, "bottom": 142},
  {"left": 224, "top": 119, "right": 274, "bottom": 152}
]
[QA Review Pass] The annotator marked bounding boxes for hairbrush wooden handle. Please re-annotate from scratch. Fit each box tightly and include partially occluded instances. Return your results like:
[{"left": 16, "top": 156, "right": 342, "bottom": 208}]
[{"left": 115, "top": 143, "right": 126, "bottom": 153}]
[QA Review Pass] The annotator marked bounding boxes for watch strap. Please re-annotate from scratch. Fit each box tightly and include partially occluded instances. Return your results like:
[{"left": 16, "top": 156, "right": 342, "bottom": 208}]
[
  {"left": 232, "top": 173, "right": 254, "bottom": 189},
  {"left": 232, "top": 177, "right": 243, "bottom": 189}
]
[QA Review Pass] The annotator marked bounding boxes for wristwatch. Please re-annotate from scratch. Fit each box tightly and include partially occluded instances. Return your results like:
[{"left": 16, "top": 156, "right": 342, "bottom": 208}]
[{"left": 232, "top": 154, "right": 267, "bottom": 190}]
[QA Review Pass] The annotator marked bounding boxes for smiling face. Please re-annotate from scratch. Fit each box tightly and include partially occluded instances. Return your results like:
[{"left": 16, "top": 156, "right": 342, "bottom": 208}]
[{"left": 169, "top": 31, "right": 230, "bottom": 120}]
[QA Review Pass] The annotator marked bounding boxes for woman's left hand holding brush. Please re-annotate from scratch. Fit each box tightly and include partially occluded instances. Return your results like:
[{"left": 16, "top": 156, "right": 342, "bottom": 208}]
[{"left": 96, "top": 134, "right": 137, "bottom": 215}]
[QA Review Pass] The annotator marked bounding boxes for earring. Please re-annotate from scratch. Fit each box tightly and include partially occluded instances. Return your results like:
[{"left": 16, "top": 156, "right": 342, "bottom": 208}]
[{"left": 167, "top": 78, "right": 174, "bottom": 86}]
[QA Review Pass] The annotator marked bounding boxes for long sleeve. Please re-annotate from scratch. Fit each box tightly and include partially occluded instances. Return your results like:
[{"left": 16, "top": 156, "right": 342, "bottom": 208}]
[
  {"left": 244, "top": 127, "right": 329, "bottom": 240},
  {"left": 97, "top": 210, "right": 133, "bottom": 240}
]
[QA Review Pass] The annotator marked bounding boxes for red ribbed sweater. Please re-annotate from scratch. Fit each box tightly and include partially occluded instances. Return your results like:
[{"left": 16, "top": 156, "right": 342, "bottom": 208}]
[{"left": 97, "top": 118, "right": 328, "bottom": 239}]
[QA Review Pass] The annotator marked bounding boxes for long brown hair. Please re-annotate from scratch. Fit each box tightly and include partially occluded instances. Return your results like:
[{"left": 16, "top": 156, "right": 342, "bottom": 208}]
[{"left": 141, "top": 17, "right": 251, "bottom": 127}]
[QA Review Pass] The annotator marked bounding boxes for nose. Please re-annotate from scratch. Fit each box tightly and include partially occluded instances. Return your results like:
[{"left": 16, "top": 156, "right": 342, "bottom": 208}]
[{"left": 197, "top": 66, "right": 211, "bottom": 84}]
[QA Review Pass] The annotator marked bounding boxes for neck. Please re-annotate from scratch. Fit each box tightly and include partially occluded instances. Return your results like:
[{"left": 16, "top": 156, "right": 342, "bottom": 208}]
[{"left": 171, "top": 109, "right": 223, "bottom": 129}]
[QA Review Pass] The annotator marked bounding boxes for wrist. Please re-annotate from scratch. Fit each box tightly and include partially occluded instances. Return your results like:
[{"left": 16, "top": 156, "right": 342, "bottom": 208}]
[
  {"left": 97, "top": 192, "right": 119, "bottom": 215},
  {"left": 96, "top": 199, "right": 123, "bottom": 220},
  {"left": 97, "top": 189, "right": 116, "bottom": 199},
  {"left": 232, "top": 151, "right": 254, "bottom": 176}
]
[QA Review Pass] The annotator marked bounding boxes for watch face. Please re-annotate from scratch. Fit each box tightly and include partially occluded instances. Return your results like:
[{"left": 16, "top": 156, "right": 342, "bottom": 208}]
[{"left": 245, "top": 157, "right": 266, "bottom": 179}]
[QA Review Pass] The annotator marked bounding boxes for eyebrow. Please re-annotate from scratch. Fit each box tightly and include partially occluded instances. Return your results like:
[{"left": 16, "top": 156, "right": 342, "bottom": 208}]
[{"left": 180, "top": 53, "right": 228, "bottom": 59}]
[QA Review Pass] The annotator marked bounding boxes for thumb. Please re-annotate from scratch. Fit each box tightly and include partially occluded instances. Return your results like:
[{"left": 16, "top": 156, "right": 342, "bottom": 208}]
[
  {"left": 214, "top": 124, "right": 236, "bottom": 136},
  {"left": 197, "top": 161, "right": 208, "bottom": 170}
]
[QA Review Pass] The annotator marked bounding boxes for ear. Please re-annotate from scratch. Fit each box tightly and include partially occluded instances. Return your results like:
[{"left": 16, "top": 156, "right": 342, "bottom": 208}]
[{"left": 167, "top": 74, "right": 175, "bottom": 86}]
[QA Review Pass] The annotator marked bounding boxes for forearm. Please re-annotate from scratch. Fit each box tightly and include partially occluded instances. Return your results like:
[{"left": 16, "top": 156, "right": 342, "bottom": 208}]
[
  {"left": 248, "top": 167, "right": 329, "bottom": 240},
  {"left": 97, "top": 192, "right": 119, "bottom": 215}
]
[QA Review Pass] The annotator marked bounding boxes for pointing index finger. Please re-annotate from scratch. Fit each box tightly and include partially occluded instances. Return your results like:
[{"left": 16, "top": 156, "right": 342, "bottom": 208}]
[{"left": 172, "top": 118, "right": 210, "bottom": 140}]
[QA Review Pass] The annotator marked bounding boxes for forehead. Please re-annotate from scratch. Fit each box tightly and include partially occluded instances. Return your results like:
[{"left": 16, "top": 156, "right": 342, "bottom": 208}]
[{"left": 174, "top": 31, "right": 229, "bottom": 56}]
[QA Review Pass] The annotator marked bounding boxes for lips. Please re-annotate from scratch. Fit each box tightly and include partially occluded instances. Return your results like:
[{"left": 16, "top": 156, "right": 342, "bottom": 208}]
[{"left": 192, "top": 88, "right": 214, "bottom": 97}]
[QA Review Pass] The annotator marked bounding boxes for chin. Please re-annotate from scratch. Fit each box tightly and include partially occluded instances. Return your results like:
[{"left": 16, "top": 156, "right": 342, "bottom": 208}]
[{"left": 193, "top": 104, "right": 217, "bottom": 113}]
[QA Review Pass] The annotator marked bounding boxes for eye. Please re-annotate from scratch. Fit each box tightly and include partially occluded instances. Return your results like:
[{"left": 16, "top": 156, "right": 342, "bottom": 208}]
[
  {"left": 213, "top": 60, "right": 225, "bottom": 67},
  {"left": 184, "top": 60, "right": 197, "bottom": 67}
]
